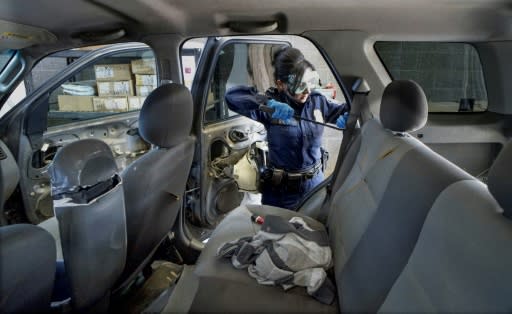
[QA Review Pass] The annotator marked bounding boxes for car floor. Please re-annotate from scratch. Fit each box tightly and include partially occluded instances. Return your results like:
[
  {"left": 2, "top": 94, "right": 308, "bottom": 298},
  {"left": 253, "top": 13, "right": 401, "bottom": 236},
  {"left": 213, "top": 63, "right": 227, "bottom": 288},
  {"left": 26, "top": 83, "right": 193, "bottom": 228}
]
[{"left": 110, "top": 260, "right": 183, "bottom": 314}]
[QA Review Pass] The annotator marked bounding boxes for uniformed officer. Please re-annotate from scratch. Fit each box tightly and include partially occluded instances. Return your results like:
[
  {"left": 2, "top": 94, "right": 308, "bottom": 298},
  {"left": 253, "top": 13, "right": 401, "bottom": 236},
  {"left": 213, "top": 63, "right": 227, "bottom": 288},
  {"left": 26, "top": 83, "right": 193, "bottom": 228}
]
[{"left": 225, "top": 47, "right": 350, "bottom": 210}]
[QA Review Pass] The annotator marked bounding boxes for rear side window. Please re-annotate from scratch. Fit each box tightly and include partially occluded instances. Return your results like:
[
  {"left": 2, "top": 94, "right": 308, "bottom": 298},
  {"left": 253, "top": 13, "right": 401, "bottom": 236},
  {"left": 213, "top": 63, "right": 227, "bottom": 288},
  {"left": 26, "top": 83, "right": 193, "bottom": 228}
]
[{"left": 375, "top": 42, "right": 487, "bottom": 112}]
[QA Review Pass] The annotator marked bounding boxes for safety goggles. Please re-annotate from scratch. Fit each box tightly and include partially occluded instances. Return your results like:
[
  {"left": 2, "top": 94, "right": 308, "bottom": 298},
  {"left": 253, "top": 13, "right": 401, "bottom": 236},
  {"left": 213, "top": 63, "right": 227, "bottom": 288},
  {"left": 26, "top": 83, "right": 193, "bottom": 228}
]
[{"left": 288, "top": 68, "right": 320, "bottom": 95}]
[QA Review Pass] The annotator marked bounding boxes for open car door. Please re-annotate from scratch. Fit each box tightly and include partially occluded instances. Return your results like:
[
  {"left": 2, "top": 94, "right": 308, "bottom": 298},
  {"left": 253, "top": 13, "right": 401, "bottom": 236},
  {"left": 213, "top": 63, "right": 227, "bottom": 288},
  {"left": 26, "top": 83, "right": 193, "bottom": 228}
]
[{"left": 185, "top": 37, "right": 291, "bottom": 230}]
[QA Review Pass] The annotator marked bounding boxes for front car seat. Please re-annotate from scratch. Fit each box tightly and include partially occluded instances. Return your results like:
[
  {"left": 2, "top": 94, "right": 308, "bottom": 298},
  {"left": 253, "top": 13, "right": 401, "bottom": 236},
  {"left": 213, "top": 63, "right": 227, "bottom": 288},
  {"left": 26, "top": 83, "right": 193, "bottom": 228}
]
[
  {"left": 118, "top": 83, "right": 195, "bottom": 287},
  {"left": 49, "top": 139, "right": 127, "bottom": 311}
]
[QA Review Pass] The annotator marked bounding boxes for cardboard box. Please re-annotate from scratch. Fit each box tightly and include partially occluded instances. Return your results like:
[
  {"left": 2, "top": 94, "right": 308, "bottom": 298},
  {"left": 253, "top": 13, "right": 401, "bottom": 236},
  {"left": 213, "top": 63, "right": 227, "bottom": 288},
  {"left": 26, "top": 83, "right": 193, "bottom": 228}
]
[
  {"left": 97, "top": 80, "right": 134, "bottom": 96},
  {"left": 135, "top": 74, "right": 157, "bottom": 86},
  {"left": 128, "top": 96, "right": 147, "bottom": 111},
  {"left": 94, "top": 64, "right": 132, "bottom": 81},
  {"left": 135, "top": 85, "right": 156, "bottom": 97},
  {"left": 93, "top": 97, "right": 128, "bottom": 112},
  {"left": 131, "top": 58, "right": 156, "bottom": 74},
  {"left": 57, "top": 95, "right": 94, "bottom": 112}
]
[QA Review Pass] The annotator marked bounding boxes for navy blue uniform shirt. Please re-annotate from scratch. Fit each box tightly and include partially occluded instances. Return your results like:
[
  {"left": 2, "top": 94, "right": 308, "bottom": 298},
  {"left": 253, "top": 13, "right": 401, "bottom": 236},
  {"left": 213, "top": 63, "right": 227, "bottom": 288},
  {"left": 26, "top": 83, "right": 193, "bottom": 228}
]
[{"left": 225, "top": 85, "right": 350, "bottom": 172}]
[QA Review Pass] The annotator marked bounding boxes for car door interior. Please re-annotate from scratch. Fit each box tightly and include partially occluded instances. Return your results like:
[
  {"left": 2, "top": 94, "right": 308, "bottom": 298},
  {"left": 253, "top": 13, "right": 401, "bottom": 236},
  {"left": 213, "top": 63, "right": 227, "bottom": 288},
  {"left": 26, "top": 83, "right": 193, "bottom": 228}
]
[{"left": 186, "top": 39, "right": 289, "bottom": 229}]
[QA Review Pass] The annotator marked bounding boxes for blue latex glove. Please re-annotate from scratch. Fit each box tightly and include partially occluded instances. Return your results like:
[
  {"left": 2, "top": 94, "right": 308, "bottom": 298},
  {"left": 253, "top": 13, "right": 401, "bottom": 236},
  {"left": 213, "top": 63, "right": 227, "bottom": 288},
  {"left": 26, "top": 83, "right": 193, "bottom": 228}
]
[
  {"left": 267, "top": 99, "right": 294, "bottom": 120},
  {"left": 336, "top": 112, "right": 349, "bottom": 129}
]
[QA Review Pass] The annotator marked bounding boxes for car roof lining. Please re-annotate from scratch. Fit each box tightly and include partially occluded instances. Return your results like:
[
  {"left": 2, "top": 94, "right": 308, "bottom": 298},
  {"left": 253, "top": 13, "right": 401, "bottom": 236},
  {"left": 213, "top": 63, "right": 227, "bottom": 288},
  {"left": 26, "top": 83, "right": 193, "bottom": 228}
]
[{"left": 0, "top": 0, "right": 510, "bottom": 53}]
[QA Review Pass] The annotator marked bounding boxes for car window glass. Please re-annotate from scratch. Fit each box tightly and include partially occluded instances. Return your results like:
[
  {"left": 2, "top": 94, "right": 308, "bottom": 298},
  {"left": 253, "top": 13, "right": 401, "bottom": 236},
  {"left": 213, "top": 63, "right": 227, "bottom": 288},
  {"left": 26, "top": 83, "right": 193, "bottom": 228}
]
[
  {"left": 47, "top": 48, "right": 156, "bottom": 128},
  {"left": 204, "top": 38, "right": 346, "bottom": 124},
  {"left": 375, "top": 42, "right": 487, "bottom": 112},
  {"left": 0, "top": 49, "right": 87, "bottom": 119},
  {"left": 0, "top": 81, "right": 26, "bottom": 118},
  {"left": 181, "top": 38, "right": 206, "bottom": 89},
  {"left": 204, "top": 42, "right": 284, "bottom": 123}
]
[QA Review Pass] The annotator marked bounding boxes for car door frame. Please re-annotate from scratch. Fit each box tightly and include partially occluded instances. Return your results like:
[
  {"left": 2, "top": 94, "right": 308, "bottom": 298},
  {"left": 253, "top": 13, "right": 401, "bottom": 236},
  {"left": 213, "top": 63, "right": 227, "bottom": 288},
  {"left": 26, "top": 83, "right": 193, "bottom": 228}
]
[{"left": 187, "top": 37, "right": 291, "bottom": 227}]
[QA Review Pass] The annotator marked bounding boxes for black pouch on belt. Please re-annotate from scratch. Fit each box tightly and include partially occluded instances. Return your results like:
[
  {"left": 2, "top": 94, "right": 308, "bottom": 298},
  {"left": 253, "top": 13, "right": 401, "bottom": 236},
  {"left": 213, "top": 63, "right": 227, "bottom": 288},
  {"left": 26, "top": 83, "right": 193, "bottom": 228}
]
[
  {"left": 285, "top": 173, "right": 303, "bottom": 193},
  {"left": 271, "top": 169, "right": 285, "bottom": 185}
]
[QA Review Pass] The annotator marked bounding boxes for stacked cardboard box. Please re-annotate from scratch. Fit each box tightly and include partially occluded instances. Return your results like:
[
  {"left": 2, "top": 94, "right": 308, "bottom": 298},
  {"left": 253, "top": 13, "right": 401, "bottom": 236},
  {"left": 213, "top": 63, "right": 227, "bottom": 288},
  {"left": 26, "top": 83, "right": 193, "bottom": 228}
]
[
  {"left": 94, "top": 64, "right": 132, "bottom": 81},
  {"left": 97, "top": 81, "right": 134, "bottom": 97},
  {"left": 57, "top": 80, "right": 97, "bottom": 112},
  {"left": 93, "top": 97, "right": 129, "bottom": 112},
  {"left": 58, "top": 95, "right": 94, "bottom": 112},
  {"left": 93, "top": 64, "right": 134, "bottom": 112},
  {"left": 128, "top": 96, "right": 146, "bottom": 111},
  {"left": 131, "top": 58, "right": 156, "bottom": 97},
  {"left": 131, "top": 58, "right": 156, "bottom": 75},
  {"left": 56, "top": 59, "right": 156, "bottom": 112}
]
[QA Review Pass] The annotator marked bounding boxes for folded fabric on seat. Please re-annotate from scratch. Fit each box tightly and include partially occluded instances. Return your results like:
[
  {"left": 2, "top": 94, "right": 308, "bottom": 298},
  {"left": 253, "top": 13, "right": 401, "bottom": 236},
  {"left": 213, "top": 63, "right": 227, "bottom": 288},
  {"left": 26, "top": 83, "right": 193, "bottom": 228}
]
[
  {"left": 162, "top": 205, "right": 338, "bottom": 313},
  {"left": 217, "top": 215, "right": 335, "bottom": 304}
]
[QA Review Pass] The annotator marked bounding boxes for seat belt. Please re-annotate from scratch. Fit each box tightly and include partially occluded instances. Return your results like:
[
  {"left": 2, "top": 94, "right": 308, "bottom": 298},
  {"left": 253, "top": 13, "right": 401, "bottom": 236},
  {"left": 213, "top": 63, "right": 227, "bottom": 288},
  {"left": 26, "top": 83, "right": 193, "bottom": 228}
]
[
  {"left": 318, "top": 78, "right": 370, "bottom": 222},
  {"left": 328, "top": 78, "right": 370, "bottom": 192}
]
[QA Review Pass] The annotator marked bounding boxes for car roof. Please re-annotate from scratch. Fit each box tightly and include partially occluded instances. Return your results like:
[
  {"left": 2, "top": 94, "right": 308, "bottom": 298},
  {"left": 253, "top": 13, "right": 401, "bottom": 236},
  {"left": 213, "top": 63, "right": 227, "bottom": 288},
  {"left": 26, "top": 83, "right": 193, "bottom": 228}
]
[{"left": 0, "top": 0, "right": 510, "bottom": 54}]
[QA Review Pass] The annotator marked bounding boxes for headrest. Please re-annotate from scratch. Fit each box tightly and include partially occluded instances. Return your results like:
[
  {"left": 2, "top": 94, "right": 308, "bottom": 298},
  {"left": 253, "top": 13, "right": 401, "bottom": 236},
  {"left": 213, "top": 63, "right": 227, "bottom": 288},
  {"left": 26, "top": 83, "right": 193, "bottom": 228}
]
[
  {"left": 139, "top": 83, "right": 193, "bottom": 148},
  {"left": 49, "top": 139, "right": 118, "bottom": 198},
  {"left": 380, "top": 80, "right": 428, "bottom": 133},
  {"left": 488, "top": 140, "right": 512, "bottom": 218}
]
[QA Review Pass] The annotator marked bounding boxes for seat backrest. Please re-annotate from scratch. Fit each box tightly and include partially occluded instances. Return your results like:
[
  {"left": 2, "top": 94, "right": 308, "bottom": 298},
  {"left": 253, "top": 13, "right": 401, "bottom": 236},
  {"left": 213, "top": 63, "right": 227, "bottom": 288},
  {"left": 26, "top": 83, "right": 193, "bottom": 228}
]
[
  {"left": 328, "top": 80, "right": 429, "bottom": 271},
  {"left": 0, "top": 224, "right": 56, "bottom": 313},
  {"left": 119, "top": 83, "right": 195, "bottom": 286},
  {"left": 379, "top": 140, "right": 512, "bottom": 312},
  {"left": 49, "top": 138, "right": 127, "bottom": 310},
  {"left": 327, "top": 80, "right": 472, "bottom": 311}
]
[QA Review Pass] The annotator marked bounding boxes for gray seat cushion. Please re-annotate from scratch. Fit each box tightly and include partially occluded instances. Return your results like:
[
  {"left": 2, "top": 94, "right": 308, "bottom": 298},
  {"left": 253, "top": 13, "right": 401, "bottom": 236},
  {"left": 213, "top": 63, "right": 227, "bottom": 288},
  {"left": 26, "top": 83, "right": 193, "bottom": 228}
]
[
  {"left": 380, "top": 180, "right": 512, "bottom": 312},
  {"left": 163, "top": 204, "right": 337, "bottom": 313},
  {"left": 380, "top": 140, "right": 512, "bottom": 312}
]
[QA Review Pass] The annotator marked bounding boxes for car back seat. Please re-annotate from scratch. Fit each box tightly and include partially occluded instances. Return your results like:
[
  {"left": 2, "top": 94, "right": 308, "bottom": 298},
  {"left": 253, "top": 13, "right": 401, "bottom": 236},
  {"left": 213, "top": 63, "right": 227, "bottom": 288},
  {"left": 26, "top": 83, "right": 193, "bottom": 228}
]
[
  {"left": 379, "top": 139, "right": 512, "bottom": 312},
  {"left": 336, "top": 133, "right": 472, "bottom": 312},
  {"left": 161, "top": 80, "right": 475, "bottom": 313}
]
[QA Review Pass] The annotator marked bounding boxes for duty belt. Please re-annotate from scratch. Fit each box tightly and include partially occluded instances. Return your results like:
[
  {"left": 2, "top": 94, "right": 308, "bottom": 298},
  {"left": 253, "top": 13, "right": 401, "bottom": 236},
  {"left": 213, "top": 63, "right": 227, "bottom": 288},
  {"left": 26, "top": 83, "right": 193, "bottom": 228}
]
[{"left": 268, "top": 161, "right": 322, "bottom": 186}]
